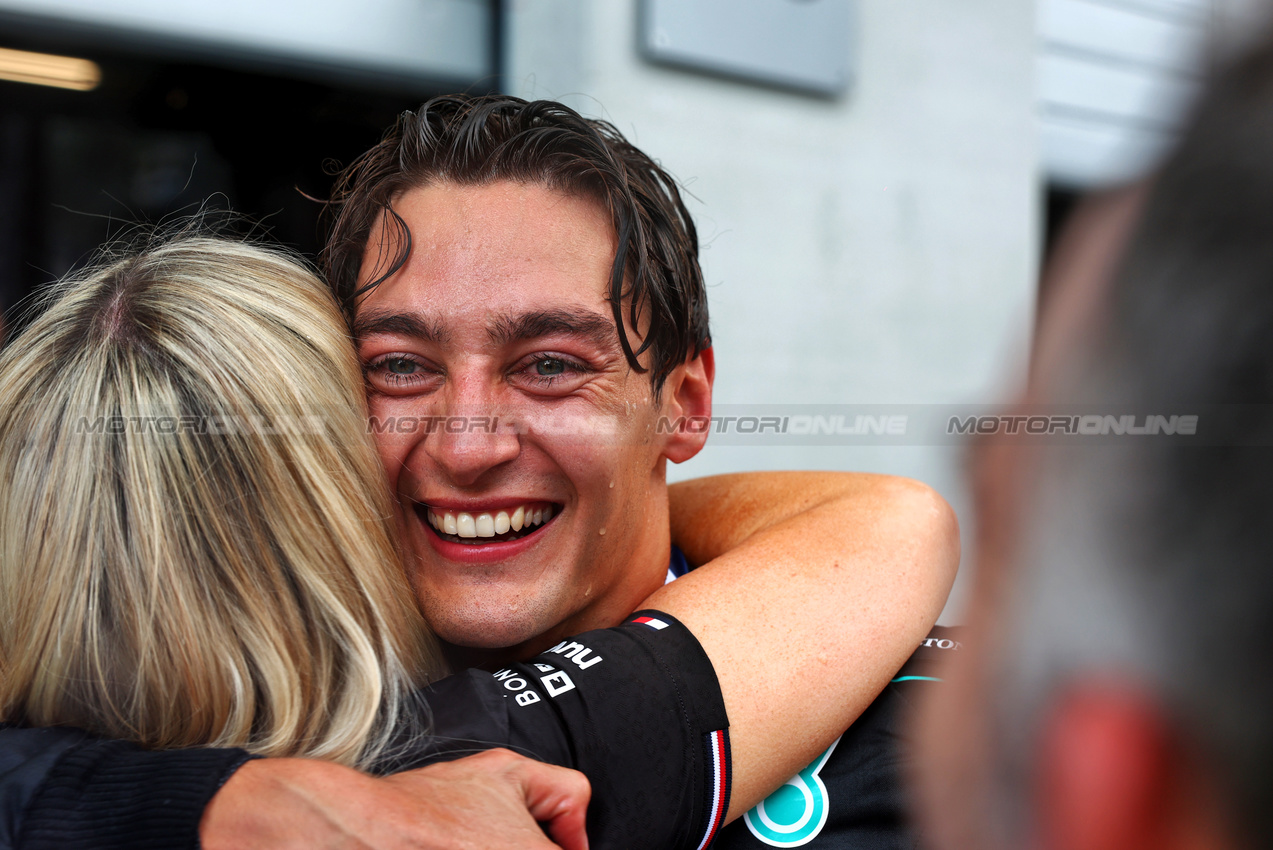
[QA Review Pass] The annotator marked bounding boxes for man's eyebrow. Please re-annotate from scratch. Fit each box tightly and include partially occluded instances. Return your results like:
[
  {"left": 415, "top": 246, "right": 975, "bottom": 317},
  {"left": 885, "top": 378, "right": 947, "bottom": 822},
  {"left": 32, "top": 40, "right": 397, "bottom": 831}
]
[
  {"left": 353, "top": 311, "right": 450, "bottom": 344},
  {"left": 490, "top": 309, "right": 619, "bottom": 350}
]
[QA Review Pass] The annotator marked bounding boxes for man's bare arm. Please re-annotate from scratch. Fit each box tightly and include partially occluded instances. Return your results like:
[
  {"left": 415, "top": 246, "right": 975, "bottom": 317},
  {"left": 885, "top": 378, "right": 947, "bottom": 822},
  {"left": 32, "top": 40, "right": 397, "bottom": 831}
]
[
  {"left": 658, "top": 471, "right": 960, "bottom": 820},
  {"left": 670, "top": 471, "right": 929, "bottom": 564}
]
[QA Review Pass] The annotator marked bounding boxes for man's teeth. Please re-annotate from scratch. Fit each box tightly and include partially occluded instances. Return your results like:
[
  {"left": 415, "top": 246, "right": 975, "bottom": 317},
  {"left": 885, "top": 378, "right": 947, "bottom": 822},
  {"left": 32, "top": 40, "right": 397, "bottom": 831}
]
[{"left": 426, "top": 504, "right": 555, "bottom": 539}]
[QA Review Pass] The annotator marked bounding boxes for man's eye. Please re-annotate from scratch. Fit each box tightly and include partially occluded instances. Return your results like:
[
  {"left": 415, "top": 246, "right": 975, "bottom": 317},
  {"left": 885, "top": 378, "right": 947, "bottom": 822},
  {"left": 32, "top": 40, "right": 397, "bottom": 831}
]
[
  {"left": 384, "top": 358, "right": 418, "bottom": 375},
  {"left": 514, "top": 354, "right": 591, "bottom": 391},
  {"left": 535, "top": 358, "right": 567, "bottom": 377},
  {"left": 364, "top": 354, "right": 436, "bottom": 393}
]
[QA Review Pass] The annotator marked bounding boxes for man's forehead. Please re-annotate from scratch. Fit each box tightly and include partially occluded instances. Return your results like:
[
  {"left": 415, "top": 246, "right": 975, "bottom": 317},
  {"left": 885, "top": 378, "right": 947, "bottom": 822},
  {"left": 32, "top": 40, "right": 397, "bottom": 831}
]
[
  {"left": 350, "top": 180, "right": 651, "bottom": 365},
  {"left": 358, "top": 181, "right": 618, "bottom": 275},
  {"left": 353, "top": 304, "right": 621, "bottom": 350}
]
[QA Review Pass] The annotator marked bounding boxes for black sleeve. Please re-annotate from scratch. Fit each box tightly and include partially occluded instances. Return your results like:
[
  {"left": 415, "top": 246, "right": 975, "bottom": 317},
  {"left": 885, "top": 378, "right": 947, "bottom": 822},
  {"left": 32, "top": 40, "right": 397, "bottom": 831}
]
[
  {"left": 0, "top": 725, "right": 89, "bottom": 850},
  {"left": 385, "top": 610, "right": 733, "bottom": 850},
  {"left": 0, "top": 723, "right": 251, "bottom": 850},
  {"left": 2, "top": 611, "right": 729, "bottom": 850}
]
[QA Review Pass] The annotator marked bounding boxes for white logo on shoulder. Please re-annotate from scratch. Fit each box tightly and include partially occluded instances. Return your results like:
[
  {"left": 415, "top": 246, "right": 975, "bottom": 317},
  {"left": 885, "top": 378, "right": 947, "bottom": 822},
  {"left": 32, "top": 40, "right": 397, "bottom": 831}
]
[
  {"left": 493, "top": 664, "right": 578, "bottom": 706},
  {"left": 546, "top": 639, "right": 604, "bottom": 670}
]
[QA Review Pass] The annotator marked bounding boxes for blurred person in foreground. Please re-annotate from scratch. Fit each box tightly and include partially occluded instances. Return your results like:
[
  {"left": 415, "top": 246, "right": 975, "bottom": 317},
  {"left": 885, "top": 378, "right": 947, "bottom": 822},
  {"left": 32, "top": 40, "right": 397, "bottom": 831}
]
[{"left": 914, "top": 32, "right": 1273, "bottom": 850}]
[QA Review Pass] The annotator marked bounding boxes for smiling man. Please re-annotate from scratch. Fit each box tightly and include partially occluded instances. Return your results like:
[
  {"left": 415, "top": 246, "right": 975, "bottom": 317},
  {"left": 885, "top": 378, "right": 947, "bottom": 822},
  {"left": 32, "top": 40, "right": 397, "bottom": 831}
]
[
  {"left": 322, "top": 98, "right": 716, "bottom": 670},
  {"left": 351, "top": 180, "right": 710, "bottom": 666}
]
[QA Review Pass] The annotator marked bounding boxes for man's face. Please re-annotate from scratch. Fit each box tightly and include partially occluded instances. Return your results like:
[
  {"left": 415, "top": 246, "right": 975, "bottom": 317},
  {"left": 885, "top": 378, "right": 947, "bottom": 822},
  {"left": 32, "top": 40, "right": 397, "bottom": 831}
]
[{"left": 354, "top": 180, "right": 708, "bottom": 659}]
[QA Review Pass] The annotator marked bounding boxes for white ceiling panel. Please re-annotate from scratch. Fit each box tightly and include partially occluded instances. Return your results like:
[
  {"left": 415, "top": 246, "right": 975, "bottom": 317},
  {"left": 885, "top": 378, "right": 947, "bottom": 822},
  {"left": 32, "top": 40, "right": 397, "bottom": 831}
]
[
  {"left": 1037, "top": 0, "right": 1212, "bottom": 187},
  {"left": 1039, "top": 51, "right": 1201, "bottom": 126},
  {"left": 1040, "top": 0, "right": 1205, "bottom": 72}
]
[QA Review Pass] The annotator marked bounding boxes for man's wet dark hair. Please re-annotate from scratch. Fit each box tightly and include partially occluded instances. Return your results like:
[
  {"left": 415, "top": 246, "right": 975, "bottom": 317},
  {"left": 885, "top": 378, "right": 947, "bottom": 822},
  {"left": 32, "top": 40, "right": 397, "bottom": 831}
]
[{"left": 321, "top": 94, "right": 710, "bottom": 394}]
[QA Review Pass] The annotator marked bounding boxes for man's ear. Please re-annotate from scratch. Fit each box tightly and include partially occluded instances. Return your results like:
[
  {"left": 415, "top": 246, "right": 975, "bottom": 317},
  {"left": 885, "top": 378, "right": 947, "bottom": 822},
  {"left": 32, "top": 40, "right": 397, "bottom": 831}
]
[
  {"left": 660, "top": 347, "right": 714, "bottom": 464},
  {"left": 1035, "top": 682, "right": 1235, "bottom": 850}
]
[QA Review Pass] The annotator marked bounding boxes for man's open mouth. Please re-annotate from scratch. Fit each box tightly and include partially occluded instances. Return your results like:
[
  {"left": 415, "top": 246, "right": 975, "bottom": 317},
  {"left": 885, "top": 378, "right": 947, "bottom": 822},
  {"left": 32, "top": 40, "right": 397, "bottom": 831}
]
[{"left": 419, "top": 502, "right": 558, "bottom": 545}]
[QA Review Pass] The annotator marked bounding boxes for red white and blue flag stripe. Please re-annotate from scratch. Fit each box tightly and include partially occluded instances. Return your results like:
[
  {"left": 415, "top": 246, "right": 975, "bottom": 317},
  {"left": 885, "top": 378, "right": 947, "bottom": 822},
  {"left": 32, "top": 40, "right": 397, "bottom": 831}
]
[
  {"left": 632, "top": 616, "right": 669, "bottom": 630},
  {"left": 696, "top": 729, "right": 730, "bottom": 850}
]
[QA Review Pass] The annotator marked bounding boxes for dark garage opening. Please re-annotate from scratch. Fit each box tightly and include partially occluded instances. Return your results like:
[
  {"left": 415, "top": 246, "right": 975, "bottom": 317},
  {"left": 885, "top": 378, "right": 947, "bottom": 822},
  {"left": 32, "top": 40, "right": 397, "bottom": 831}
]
[{"left": 0, "top": 31, "right": 493, "bottom": 331}]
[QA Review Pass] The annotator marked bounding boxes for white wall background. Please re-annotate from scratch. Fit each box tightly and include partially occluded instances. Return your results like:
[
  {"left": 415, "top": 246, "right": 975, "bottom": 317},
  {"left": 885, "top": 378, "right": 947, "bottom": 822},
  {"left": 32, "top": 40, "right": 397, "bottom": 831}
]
[{"left": 505, "top": 0, "right": 1041, "bottom": 620}]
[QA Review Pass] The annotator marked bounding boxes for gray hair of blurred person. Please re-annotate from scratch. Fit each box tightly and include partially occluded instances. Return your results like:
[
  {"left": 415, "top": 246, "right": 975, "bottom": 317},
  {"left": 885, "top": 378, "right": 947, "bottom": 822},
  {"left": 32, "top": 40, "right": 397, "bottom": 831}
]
[{"left": 985, "top": 36, "right": 1273, "bottom": 850}]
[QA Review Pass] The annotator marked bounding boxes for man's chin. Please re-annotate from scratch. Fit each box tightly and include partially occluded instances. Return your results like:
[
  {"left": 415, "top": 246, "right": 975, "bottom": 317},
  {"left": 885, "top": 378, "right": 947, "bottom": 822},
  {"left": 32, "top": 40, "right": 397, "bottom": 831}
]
[{"left": 418, "top": 590, "right": 564, "bottom": 654}]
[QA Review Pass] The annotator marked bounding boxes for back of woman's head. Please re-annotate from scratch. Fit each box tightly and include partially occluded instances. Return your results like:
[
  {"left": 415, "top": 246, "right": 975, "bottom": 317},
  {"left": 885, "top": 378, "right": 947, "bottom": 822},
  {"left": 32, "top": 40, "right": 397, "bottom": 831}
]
[{"left": 0, "top": 235, "right": 442, "bottom": 767}]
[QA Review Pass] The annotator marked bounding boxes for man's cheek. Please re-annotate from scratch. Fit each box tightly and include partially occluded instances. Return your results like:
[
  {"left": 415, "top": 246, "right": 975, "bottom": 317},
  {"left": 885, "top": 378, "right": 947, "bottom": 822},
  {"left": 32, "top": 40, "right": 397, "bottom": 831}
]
[
  {"left": 515, "top": 407, "right": 624, "bottom": 445},
  {"left": 367, "top": 429, "right": 419, "bottom": 492},
  {"left": 584, "top": 476, "right": 648, "bottom": 555}
]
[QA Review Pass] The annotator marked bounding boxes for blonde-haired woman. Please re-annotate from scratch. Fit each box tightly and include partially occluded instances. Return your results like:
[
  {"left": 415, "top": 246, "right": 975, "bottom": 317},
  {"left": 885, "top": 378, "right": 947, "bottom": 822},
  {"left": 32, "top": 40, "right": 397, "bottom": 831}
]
[
  {"left": 0, "top": 237, "right": 440, "bottom": 769},
  {"left": 0, "top": 236, "right": 957, "bottom": 850}
]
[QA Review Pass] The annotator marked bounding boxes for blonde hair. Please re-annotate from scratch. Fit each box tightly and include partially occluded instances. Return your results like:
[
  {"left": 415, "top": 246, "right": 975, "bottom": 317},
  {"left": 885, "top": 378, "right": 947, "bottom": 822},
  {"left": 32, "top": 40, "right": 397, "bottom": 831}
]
[{"left": 0, "top": 235, "right": 444, "bottom": 768}]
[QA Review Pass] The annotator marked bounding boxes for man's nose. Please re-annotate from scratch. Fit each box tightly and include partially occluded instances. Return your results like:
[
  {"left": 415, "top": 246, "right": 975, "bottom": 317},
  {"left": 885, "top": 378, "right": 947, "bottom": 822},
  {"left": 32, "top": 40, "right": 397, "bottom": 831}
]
[{"left": 424, "top": 379, "right": 521, "bottom": 487}]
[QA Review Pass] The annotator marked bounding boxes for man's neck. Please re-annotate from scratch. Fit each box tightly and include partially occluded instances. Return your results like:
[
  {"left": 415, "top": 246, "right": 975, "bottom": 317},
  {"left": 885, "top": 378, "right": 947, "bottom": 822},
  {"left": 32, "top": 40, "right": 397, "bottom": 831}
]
[{"left": 440, "top": 545, "right": 675, "bottom": 671}]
